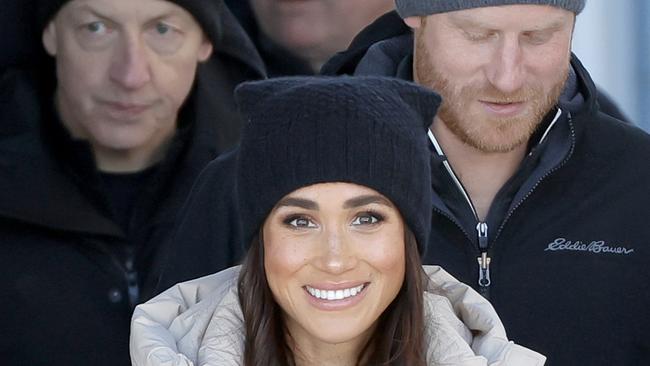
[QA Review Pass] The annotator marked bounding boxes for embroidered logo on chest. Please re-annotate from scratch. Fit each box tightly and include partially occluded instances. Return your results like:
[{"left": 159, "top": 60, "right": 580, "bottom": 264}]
[{"left": 545, "top": 237, "right": 635, "bottom": 255}]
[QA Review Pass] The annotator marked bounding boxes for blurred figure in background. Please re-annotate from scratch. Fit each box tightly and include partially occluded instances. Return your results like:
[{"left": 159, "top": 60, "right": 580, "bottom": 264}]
[
  {"left": 0, "top": 0, "right": 264, "bottom": 364},
  {"left": 226, "top": 0, "right": 394, "bottom": 75}
]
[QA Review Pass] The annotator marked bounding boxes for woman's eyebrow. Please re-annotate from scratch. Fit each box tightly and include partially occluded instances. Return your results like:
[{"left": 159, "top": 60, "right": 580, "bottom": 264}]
[
  {"left": 275, "top": 197, "right": 318, "bottom": 210},
  {"left": 343, "top": 195, "right": 393, "bottom": 209}
]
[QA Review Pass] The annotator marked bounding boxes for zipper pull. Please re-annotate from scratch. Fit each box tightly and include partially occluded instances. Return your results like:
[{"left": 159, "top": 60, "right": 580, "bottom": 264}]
[
  {"left": 476, "top": 222, "right": 488, "bottom": 250},
  {"left": 476, "top": 222, "right": 491, "bottom": 287},
  {"left": 477, "top": 251, "right": 491, "bottom": 287}
]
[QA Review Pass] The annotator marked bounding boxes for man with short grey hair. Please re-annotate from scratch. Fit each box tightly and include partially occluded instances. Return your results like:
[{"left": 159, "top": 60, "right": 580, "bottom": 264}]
[{"left": 0, "top": 0, "right": 264, "bottom": 364}]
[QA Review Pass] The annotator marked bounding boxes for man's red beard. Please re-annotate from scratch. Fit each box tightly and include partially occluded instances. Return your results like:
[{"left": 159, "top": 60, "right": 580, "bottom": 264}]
[{"left": 414, "top": 32, "right": 569, "bottom": 153}]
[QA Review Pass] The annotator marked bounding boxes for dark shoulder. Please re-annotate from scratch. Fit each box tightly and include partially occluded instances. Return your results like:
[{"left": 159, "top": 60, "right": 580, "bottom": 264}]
[
  {"left": 180, "top": 147, "right": 239, "bottom": 210},
  {"left": 198, "top": 147, "right": 239, "bottom": 184},
  {"left": 154, "top": 147, "right": 242, "bottom": 293},
  {"left": 578, "top": 110, "right": 650, "bottom": 159},
  {"left": 596, "top": 89, "right": 631, "bottom": 123}
]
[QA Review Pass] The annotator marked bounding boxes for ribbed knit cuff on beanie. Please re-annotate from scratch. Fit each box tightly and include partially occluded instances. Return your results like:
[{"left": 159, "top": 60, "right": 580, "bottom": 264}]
[
  {"left": 234, "top": 76, "right": 442, "bottom": 254},
  {"left": 395, "top": 0, "right": 586, "bottom": 18}
]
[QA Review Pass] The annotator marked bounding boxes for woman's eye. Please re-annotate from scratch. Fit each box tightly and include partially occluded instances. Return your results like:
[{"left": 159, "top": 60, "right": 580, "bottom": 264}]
[
  {"left": 286, "top": 217, "right": 317, "bottom": 228},
  {"left": 351, "top": 213, "right": 381, "bottom": 226}
]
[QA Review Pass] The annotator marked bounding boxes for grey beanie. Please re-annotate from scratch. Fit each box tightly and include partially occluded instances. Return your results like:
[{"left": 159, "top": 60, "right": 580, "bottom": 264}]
[{"left": 395, "top": 0, "right": 586, "bottom": 18}]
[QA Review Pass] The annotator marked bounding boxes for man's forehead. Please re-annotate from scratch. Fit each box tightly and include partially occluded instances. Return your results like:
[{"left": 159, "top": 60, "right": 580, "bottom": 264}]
[
  {"left": 443, "top": 4, "right": 574, "bottom": 30},
  {"left": 62, "top": 0, "right": 190, "bottom": 22},
  {"left": 396, "top": 0, "right": 585, "bottom": 18}
]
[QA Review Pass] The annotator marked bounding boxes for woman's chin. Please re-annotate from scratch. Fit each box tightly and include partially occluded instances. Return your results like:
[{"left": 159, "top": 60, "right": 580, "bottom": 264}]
[{"left": 296, "top": 316, "right": 375, "bottom": 345}]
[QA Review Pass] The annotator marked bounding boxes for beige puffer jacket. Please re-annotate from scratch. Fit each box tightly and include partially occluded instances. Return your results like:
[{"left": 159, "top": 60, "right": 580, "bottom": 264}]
[{"left": 130, "top": 266, "right": 545, "bottom": 366}]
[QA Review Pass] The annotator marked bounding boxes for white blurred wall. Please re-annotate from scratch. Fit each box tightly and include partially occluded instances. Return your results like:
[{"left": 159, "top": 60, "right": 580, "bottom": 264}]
[{"left": 572, "top": 0, "right": 648, "bottom": 130}]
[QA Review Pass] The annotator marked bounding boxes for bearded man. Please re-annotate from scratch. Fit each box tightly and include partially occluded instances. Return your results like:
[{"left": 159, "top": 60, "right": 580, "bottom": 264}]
[{"left": 320, "top": 1, "right": 650, "bottom": 365}]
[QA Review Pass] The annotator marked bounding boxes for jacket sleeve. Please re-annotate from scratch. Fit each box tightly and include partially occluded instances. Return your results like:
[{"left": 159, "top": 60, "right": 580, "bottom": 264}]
[
  {"left": 130, "top": 267, "right": 241, "bottom": 366},
  {"left": 423, "top": 265, "right": 546, "bottom": 366}
]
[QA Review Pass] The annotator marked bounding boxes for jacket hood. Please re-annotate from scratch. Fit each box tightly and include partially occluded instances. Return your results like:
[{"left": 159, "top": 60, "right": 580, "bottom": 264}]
[
  {"left": 188, "top": 0, "right": 266, "bottom": 79},
  {"left": 130, "top": 265, "right": 545, "bottom": 365}
]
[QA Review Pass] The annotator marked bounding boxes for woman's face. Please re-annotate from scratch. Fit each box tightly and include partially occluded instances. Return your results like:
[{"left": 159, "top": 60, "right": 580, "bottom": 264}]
[{"left": 263, "top": 182, "right": 406, "bottom": 347}]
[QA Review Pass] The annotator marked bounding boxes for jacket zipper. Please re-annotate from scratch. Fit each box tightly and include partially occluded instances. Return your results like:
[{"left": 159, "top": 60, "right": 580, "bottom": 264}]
[
  {"left": 428, "top": 130, "right": 491, "bottom": 296},
  {"left": 476, "top": 222, "right": 491, "bottom": 288},
  {"left": 428, "top": 110, "right": 565, "bottom": 298}
]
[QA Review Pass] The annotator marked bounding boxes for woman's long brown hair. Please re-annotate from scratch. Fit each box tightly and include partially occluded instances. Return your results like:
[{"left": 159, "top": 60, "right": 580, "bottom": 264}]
[{"left": 238, "top": 229, "right": 428, "bottom": 366}]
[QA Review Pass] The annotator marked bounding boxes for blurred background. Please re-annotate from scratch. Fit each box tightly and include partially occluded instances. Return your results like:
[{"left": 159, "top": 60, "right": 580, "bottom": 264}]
[{"left": 573, "top": 0, "right": 649, "bottom": 131}]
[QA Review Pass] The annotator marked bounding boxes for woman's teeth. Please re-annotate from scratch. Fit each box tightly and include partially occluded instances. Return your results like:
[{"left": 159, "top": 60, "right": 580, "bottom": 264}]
[{"left": 305, "top": 284, "right": 365, "bottom": 300}]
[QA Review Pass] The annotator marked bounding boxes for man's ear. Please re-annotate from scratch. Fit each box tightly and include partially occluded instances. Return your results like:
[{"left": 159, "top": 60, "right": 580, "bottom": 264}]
[
  {"left": 42, "top": 21, "right": 58, "bottom": 56},
  {"left": 403, "top": 16, "right": 422, "bottom": 29},
  {"left": 197, "top": 39, "right": 213, "bottom": 62}
]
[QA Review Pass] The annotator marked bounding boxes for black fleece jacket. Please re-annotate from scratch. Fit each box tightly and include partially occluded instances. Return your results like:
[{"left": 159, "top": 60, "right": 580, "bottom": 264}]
[{"left": 0, "top": 2, "right": 265, "bottom": 365}]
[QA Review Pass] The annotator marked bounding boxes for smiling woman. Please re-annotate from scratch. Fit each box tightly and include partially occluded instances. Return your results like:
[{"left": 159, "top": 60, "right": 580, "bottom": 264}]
[
  {"left": 247, "top": 183, "right": 414, "bottom": 365},
  {"left": 130, "top": 76, "right": 546, "bottom": 366}
]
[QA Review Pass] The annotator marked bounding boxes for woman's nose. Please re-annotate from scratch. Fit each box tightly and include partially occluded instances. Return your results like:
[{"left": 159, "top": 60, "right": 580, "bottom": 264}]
[{"left": 314, "top": 227, "right": 358, "bottom": 274}]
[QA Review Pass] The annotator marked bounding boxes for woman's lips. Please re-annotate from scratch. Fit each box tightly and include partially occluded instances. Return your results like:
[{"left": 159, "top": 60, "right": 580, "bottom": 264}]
[
  {"left": 303, "top": 282, "right": 370, "bottom": 311},
  {"left": 306, "top": 283, "right": 365, "bottom": 300}
]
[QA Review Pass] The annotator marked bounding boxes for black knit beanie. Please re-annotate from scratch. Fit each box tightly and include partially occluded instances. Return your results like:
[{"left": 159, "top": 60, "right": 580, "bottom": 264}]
[
  {"left": 36, "top": 0, "right": 226, "bottom": 43},
  {"left": 234, "top": 76, "right": 441, "bottom": 254},
  {"left": 395, "top": 0, "right": 586, "bottom": 18}
]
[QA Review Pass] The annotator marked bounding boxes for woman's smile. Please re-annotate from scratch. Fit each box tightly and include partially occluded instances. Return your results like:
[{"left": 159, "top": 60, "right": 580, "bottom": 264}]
[
  {"left": 263, "top": 182, "right": 405, "bottom": 344},
  {"left": 303, "top": 282, "right": 370, "bottom": 311}
]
